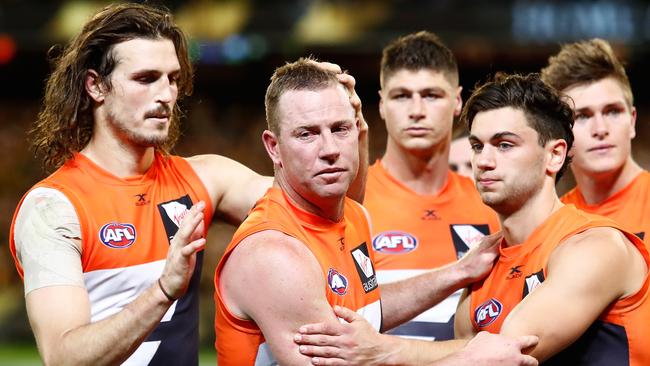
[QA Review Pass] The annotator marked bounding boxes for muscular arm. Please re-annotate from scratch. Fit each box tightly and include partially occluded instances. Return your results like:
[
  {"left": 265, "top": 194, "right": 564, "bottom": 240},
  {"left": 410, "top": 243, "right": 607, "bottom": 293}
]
[
  {"left": 500, "top": 227, "right": 648, "bottom": 362},
  {"left": 17, "top": 193, "right": 207, "bottom": 366},
  {"left": 219, "top": 230, "right": 341, "bottom": 365},
  {"left": 454, "top": 289, "right": 477, "bottom": 339},
  {"left": 380, "top": 233, "right": 500, "bottom": 331}
]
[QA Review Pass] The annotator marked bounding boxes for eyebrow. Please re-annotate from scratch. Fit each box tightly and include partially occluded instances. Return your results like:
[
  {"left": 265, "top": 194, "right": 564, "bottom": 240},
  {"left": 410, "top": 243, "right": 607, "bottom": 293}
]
[
  {"left": 575, "top": 101, "right": 626, "bottom": 113},
  {"left": 469, "top": 131, "right": 521, "bottom": 142}
]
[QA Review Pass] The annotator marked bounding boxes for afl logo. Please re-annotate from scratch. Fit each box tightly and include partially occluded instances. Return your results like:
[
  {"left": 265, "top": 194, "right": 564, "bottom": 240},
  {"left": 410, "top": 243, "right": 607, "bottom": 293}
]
[
  {"left": 327, "top": 268, "right": 348, "bottom": 296},
  {"left": 474, "top": 298, "right": 503, "bottom": 328},
  {"left": 99, "top": 223, "right": 136, "bottom": 249},
  {"left": 372, "top": 231, "right": 418, "bottom": 254}
]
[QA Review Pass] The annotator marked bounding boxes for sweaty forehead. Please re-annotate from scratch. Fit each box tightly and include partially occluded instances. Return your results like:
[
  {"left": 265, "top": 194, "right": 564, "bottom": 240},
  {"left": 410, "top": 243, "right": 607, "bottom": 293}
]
[{"left": 278, "top": 85, "right": 354, "bottom": 126}]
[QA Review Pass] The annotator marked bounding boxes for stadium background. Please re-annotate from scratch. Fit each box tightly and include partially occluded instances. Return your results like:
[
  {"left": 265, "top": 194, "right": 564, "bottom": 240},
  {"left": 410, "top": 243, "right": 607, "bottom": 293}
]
[{"left": 1, "top": 0, "right": 650, "bottom": 364}]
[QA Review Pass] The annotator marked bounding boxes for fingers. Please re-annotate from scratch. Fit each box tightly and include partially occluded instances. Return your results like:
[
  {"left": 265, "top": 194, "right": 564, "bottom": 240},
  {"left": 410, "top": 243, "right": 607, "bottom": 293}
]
[
  {"left": 515, "top": 335, "right": 539, "bottom": 350},
  {"left": 294, "top": 334, "right": 339, "bottom": 347},
  {"left": 172, "top": 201, "right": 205, "bottom": 247},
  {"left": 299, "top": 322, "right": 341, "bottom": 336},
  {"left": 521, "top": 355, "right": 539, "bottom": 366},
  {"left": 310, "top": 60, "right": 343, "bottom": 74},
  {"left": 179, "top": 238, "right": 206, "bottom": 256},
  {"left": 298, "top": 344, "right": 340, "bottom": 358},
  {"left": 311, "top": 357, "right": 347, "bottom": 366},
  {"left": 333, "top": 305, "right": 360, "bottom": 323}
]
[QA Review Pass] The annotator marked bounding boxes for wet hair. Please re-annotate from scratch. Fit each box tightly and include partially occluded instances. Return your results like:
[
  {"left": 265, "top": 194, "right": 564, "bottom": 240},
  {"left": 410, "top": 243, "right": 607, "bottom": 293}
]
[
  {"left": 265, "top": 56, "right": 340, "bottom": 136},
  {"left": 31, "top": 2, "right": 193, "bottom": 170},
  {"left": 541, "top": 38, "right": 633, "bottom": 107},
  {"left": 380, "top": 31, "right": 458, "bottom": 87},
  {"left": 461, "top": 73, "right": 574, "bottom": 181}
]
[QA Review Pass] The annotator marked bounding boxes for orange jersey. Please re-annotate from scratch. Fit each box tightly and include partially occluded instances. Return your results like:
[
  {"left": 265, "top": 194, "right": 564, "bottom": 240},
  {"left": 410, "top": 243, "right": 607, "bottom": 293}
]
[
  {"left": 364, "top": 160, "right": 499, "bottom": 340},
  {"left": 9, "top": 153, "right": 213, "bottom": 365},
  {"left": 214, "top": 188, "right": 382, "bottom": 365},
  {"left": 469, "top": 205, "right": 650, "bottom": 366},
  {"left": 562, "top": 170, "right": 650, "bottom": 242}
]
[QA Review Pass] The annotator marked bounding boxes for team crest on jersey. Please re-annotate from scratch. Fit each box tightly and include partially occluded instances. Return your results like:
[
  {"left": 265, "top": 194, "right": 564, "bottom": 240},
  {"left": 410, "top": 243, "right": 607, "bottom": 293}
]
[
  {"left": 522, "top": 270, "right": 545, "bottom": 298},
  {"left": 327, "top": 268, "right": 349, "bottom": 296},
  {"left": 474, "top": 298, "right": 503, "bottom": 328},
  {"left": 450, "top": 224, "right": 490, "bottom": 259},
  {"left": 351, "top": 243, "right": 378, "bottom": 293},
  {"left": 99, "top": 222, "right": 136, "bottom": 249},
  {"left": 157, "top": 195, "right": 194, "bottom": 243},
  {"left": 372, "top": 231, "right": 418, "bottom": 254}
]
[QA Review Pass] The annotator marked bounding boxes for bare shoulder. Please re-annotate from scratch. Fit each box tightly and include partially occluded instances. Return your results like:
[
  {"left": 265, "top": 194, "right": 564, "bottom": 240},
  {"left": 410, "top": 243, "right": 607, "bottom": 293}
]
[{"left": 220, "top": 229, "right": 324, "bottom": 318}]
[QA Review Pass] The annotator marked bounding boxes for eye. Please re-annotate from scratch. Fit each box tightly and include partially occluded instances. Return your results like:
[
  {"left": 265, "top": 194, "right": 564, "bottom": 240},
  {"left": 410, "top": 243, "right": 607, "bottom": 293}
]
[
  {"left": 497, "top": 142, "right": 513, "bottom": 151},
  {"left": 392, "top": 93, "right": 409, "bottom": 100},
  {"left": 136, "top": 75, "right": 157, "bottom": 84},
  {"left": 296, "top": 130, "right": 316, "bottom": 140},
  {"left": 423, "top": 92, "right": 441, "bottom": 100},
  {"left": 470, "top": 143, "right": 483, "bottom": 153},
  {"left": 604, "top": 108, "right": 622, "bottom": 117},
  {"left": 574, "top": 112, "right": 589, "bottom": 121},
  {"left": 333, "top": 125, "right": 351, "bottom": 136}
]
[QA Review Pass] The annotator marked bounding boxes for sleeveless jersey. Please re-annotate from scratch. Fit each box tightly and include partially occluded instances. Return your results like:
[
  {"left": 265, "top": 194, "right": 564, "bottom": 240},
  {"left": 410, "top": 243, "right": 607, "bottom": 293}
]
[
  {"left": 364, "top": 160, "right": 499, "bottom": 340},
  {"left": 214, "top": 187, "right": 382, "bottom": 366},
  {"left": 562, "top": 170, "right": 650, "bottom": 242},
  {"left": 469, "top": 204, "right": 650, "bottom": 366},
  {"left": 9, "top": 152, "right": 213, "bottom": 366}
]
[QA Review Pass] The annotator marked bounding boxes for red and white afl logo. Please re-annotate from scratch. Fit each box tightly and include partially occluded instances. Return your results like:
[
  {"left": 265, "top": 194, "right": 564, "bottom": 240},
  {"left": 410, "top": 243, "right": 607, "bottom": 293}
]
[
  {"left": 372, "top": 231, "right": 418, "bottom": 254},
  {"left": 99, "top": 222, "right": 137, "bottom": 249},
  {"left": 474, "top": 298, "right": 503, "bottom": 328},
  {"left": 327, "top": 268, "right": 348, "bottom": 296}
]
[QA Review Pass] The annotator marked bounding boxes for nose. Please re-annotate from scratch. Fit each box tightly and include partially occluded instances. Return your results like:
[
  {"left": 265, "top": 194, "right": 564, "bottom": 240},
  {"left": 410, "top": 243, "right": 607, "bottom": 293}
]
[
  {"left": 319, "top": 131, "right": 341, "bottom": 164},
  {"left": 409, "top": 94, "right": 425, "bottom": 121},
  {"left": 591, "top": 113, "right": 609, "bottom": 139},
  {"left": 474, "top": 145, "right": 495, "bottom": 173},
  {"left": 156, "top": 77, "right": 177, "bottom": 104}
]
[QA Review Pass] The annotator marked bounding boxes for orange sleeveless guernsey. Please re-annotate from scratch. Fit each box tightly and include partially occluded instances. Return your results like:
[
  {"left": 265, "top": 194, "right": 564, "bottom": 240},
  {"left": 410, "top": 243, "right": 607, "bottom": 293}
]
[
  {"left": 364, "top": 160, "right": 499, "bottom": 340},
  {"left": 562, "top": 170, "right": 650, "bottom": 243},
  {"left": 9, "top": 153, "right": 213, "bottom": 365},
  {"left": 214, "top": 187, "right": 382, "bottom": 365},
  {"left": 470, "top": 205, "right": 650, "bottom": 366}
]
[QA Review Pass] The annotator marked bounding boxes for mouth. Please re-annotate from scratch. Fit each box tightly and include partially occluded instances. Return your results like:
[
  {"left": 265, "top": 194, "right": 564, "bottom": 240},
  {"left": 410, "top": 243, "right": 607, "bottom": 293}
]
[
  {"left": 587, "top": 144, "right": 615, "bottom": 153},
  {"left": 404, "top": 127, "right": 431, "bottom": 136},
  {"left": 476, "top": 177, "right": 500, "bottom": 187},
  {"left": 315, "top": 168, "right": 347, "bottom": 179}
]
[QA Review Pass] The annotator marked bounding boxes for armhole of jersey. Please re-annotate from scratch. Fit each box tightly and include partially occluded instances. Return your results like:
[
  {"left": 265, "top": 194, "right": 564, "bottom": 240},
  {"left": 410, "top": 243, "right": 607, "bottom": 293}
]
[{"left": 352, "top": 200, "right": 373, "bottom": 238}]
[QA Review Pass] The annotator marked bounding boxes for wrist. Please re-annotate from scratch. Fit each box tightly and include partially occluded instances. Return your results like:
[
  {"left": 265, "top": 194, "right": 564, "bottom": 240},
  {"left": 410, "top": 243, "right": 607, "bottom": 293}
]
[{"left": 157, "top": 278, "right": 177, "bottom": 303}]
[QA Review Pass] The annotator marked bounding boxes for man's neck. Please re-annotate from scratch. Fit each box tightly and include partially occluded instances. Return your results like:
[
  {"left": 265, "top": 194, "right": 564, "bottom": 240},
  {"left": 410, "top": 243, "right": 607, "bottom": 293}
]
[
  {"left": 381, "top": 140, "right": 450, "bottom": 195},
  {"left": 273, "top": 177, "right": 345, "bottom": 222},
  {"left": 499, "top": 183, "right": 563, "bottom": 246},
  {"left": 573, "top": 158, "right": 643, "bottom": 205},
  {"left": 81, "top": 136, "right": 156, "bottom": 178}
]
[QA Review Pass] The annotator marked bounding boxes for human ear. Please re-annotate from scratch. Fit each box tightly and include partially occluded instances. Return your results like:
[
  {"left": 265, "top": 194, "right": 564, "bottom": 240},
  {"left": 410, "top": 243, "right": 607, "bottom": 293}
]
[
  {"left": 262, "top": 130, "right": 282, "bottom": 167},
  {"left": 85, "top": 70, "right": 104, "bottom": 102}
]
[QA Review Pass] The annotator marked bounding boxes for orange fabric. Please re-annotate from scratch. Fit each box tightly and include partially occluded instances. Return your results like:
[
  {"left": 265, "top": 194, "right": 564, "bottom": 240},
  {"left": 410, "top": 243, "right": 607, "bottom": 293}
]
[
  {"left": 365, "top": 160, "right": 499, "bottom": 269},
  {"left": 214, "top": 188, "right": 382, "bottom": 365},
  {"left": 363, "top": 160, "right": 499, "bottom": 339},
  {"left": 470, "top": 205, "right": 650, "bottom": 365},
  {"left": 10, "top": 152, "right": 213, "bottom": 275},
  {"left": 8, "top": 152, "right": 213, "bottom": 365},
  {"left": 562, "top": 171, "right": 650, "bottom": 243}
]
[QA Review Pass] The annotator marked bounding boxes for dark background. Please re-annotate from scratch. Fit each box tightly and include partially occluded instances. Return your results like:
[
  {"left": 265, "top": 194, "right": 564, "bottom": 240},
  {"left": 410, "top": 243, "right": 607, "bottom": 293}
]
[{"left": 1, "top": 0, "right": 650, "bottom": 356}]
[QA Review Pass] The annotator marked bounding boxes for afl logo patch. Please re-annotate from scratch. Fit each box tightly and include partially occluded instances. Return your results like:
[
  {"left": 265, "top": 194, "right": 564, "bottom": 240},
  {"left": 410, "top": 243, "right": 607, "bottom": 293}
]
[
  {"left": 99, "top": 223, "right": 136, "bottom": 249},
  {"left": 474, "top": 298, "right": 502, "bottom": 328},
  {"left": 327, "top": 268, "right": 348, "bottom": 296},
  {"left": 372, "top": 231, "right": 418, "bottom": 254}
]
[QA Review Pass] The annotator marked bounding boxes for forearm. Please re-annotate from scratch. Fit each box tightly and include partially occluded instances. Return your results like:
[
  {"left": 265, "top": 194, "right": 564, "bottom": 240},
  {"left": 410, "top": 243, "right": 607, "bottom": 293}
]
[
  {"left": 381, "top": 263, "right": 469, "bottom": 330},
  {"left": 36, "top": 284, "right": 172, "bottom": 366},
  {"left": 382, "top": 336, "right": 467, "bottom": 366},
  {"left": 348, "top": 125, "right": 368, "bottom": 203}
]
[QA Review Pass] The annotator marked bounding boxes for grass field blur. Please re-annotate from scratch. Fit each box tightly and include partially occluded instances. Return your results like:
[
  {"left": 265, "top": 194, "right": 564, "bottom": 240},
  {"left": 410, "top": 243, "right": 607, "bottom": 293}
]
[{"left": 0, "top": 344, "right": 217, "bottom": 365}]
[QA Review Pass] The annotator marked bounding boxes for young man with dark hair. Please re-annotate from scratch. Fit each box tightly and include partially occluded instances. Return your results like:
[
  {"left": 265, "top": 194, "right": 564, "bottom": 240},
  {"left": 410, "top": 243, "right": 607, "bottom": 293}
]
[
  {"left": 541, "top": 38, "right": 650, "bottom": 242},
  {"left": 364, "top": 31, "right": 498, "bottom": 340},
  {"left": 454, "top": 73, "right": 650, "bottom": 365}
]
